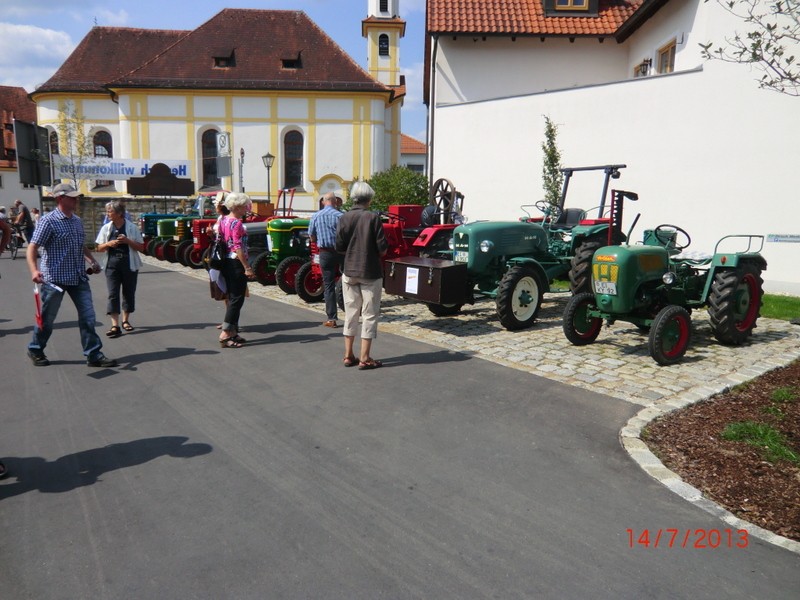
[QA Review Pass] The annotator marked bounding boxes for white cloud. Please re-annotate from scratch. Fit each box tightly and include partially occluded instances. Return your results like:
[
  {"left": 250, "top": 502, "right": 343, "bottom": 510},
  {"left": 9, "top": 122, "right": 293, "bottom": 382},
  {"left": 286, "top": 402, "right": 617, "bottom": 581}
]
[{"left": 0, "top": 23, "right": 74, "bottom": 91}]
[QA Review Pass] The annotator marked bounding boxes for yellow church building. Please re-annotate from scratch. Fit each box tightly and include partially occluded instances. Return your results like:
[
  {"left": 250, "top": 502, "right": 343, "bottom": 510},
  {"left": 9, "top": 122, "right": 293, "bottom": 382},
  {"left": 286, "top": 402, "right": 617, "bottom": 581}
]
[{"left": 31, "top": 1, "right": 406, "bottom": 211}]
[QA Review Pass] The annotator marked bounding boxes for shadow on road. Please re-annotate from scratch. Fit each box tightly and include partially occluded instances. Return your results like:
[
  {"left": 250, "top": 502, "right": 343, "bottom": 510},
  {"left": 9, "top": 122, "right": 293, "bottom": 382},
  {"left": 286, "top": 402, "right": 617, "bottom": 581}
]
[{"left": 0, "top": 436, "right": 212, "bottom": 500}]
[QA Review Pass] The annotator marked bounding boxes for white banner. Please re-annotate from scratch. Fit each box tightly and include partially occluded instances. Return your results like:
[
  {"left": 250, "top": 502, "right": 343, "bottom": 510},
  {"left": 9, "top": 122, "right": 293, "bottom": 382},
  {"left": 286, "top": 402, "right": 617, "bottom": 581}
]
[{"left": 51, "top": 156, "right": 193, "bottom": 181}]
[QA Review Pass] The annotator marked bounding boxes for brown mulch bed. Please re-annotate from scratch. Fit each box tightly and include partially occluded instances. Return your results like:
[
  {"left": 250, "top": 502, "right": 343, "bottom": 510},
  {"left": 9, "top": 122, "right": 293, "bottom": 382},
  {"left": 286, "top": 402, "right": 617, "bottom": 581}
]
[{"left": 644, "top": 359, "right": 800, "bottom": 542}]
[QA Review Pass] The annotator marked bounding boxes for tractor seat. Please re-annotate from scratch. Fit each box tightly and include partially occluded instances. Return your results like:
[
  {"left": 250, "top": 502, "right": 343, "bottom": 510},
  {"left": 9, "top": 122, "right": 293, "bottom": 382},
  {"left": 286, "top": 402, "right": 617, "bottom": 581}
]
[
  {"left": 402, "top": 227, "right": 424, "bottom": 240},
  {"left": 549, "top": 207, "right": 585, "bottom": 230},
  {"left": 672, "top": 250, "right": 713, "bottom": 265}
]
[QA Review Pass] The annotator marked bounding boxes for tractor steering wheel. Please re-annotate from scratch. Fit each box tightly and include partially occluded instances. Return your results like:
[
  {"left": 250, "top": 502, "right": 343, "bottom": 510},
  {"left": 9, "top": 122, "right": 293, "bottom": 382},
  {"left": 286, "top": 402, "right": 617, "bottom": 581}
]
[
  {"left": 534, "top": 200, "right": 562, "bottom": 223},
  {"left": 654, "top": 224, "right": 691, "bottom": 252}
]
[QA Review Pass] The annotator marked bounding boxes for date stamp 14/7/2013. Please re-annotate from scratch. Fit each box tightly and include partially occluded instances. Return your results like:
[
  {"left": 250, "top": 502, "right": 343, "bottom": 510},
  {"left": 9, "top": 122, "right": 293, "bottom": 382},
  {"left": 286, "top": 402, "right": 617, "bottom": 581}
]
[{"left": 627, "top": 528, "right": 749, "bottom": 549}]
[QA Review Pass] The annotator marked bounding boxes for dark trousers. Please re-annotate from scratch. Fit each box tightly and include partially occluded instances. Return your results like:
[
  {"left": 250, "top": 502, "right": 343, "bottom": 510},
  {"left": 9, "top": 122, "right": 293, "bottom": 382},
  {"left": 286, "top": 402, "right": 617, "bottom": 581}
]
[
  {"left": 105, "top": 254, "right": 138, "bottom": 315},
  {"left": 222, "top": 258, "right": 247, "bottom": 332},
  {"left": 319, "top": 250, "right": 342, "bottom": 320}
]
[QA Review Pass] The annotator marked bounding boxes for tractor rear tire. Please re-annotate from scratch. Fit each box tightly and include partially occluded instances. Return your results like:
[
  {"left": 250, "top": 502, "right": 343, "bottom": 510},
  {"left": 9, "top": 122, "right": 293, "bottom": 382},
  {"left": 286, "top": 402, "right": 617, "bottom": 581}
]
[
  {"left": 185, "top": 245, "right": 205, "bottom": 269},
  {"left": 648, "top": 305, "right": 692, "bottom": 365},
  {"left": 275, "top": 255, "right": 307, "bottom": 294},
  {"left": 568, "top": 238, "right": 604, "bottom": 295},
  {"left": 427, "top": 303, "right": 462, "bottom": 317},
  {"left": 496, "top": 264, "right": 544, "bottom": 330},
  {"left": 563, "top": 292, "right": 602, "bottom": 345},
  {"left": 175, "top": 240, "right": 193, "bottom": 266},
  {"left": 295, "top": 261, "right": 325, "bottom": 303},
  {"left": 707, "top": 263, "right": 764, "bottom": 345},
  {"left": 252, "top": 251, "right": 276, "bottom": 286}
]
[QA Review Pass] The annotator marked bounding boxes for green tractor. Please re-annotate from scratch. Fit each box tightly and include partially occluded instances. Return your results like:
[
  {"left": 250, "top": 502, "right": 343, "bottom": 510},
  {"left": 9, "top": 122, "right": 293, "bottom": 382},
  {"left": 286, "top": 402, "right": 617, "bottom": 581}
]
[
  {"left": 384, "top": 164, "right": 634, "bottom": 330},
  {"left": 562, "top": 209, "right": 767, "bottom": 365},
  {"left": 249, "top": 217, "right": 310, "bottom": 289}
]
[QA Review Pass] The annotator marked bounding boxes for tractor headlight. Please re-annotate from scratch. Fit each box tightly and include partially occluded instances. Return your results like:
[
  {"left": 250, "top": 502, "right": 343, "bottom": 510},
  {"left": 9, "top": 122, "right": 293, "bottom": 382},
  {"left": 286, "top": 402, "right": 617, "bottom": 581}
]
[
  {"left": 448, "top": 237, "right": 454, "bottom": 250},
  {"left": 662, "top": 272, "right": 677, "bottom": 285},
  {"left": 479, "top": 240, "right": 494, "bottom": 253}
]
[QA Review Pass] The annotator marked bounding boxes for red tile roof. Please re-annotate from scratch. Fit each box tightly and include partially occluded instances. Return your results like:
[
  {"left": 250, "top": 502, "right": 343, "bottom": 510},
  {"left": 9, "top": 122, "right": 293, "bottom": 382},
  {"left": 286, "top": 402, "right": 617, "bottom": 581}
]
[
  {"left": 0, "top": 86, "right": 37, "bottom": 168},
  {"left": 401, "top": 134, "right": 426, "bottom": 154},
  {"left": 427, "top": 0, "right": 644, "bottom": 37},
  {"left": 35, "top": 28, "right": 187, "bottom": 94},
  {"left": 111, "top": 9, "right": 390, "bottom": 94}
]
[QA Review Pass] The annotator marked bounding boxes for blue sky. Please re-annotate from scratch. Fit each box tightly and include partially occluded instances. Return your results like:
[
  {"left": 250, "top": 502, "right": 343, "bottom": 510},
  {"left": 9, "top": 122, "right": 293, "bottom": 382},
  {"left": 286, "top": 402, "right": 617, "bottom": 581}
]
[{"left": 0, "top": 0, "right": 428, "bottom": 140}]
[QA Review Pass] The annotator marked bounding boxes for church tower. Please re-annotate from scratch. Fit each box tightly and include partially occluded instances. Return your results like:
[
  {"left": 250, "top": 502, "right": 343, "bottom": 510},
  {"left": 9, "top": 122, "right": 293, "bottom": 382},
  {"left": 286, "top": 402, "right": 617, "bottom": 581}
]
[{"left": 362, "top": 0, "right": 405, "bottom": 86}]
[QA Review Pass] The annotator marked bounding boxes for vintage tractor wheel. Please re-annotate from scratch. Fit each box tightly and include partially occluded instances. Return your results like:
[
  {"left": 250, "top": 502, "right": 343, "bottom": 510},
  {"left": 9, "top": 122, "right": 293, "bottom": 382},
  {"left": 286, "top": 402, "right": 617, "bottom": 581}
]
[
  {"left": 707, "top": 263, "right": 764, "bottom": 345},
  {"left": 568, "top": 237, "right": 604, "bottom": 295},
  {"left": 563, "top": 292, "right": 602, "bottom": 345},
  {"left": 185, "top": 245, "right": 205, "bottom": 269},
  {"left": 648, "top": 305, "right": 692, "bottom": 365},
  {"left": 295, "top": 261, "right": 324, "bottom": 303},
  {"left": 252, "top": 251, "right": 276, "bottom": 285},
  {"left": 275, "top": 255, "right": 307, "bottom": 294},
  {"left": 146, "top": 238, "right": 159, "bottom": 257},
  {"left": 496, "top": 264, "right": 544, "bottom": 330},
  {"left": 163, "top": 240, "right": 180, "bottom": 263},
  {"left": 175, "top": 240, "right": 193, "bottom": 266},
  {"left": 154, "top": 240, "right": 170, "bottom": 261},
  {"left": 427, "top": 303, "right": 462, "bottom": 317}
]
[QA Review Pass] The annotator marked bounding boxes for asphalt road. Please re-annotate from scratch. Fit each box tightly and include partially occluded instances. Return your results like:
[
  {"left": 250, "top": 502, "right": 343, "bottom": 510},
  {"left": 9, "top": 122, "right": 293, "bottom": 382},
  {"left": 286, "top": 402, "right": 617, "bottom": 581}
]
[{"left": 1, "top": 255, "right": 797, "bottom": 599}]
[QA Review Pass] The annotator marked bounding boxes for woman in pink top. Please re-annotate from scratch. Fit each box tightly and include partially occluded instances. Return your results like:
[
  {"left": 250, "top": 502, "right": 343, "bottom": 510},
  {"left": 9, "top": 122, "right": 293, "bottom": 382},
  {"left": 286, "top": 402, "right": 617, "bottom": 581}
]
[{"left": 218, "top": 192, "right": 255, "bottom": 348}]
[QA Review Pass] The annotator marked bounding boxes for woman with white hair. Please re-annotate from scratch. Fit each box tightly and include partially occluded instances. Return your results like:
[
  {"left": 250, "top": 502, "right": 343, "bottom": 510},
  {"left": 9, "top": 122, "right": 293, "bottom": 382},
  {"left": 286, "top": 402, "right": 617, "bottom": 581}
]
[
  {"left": 334, "top": 181, "right": 388, "bottom": 369},
  {"left": 217, "top": 192, "right": 255, "bottom": 348}
]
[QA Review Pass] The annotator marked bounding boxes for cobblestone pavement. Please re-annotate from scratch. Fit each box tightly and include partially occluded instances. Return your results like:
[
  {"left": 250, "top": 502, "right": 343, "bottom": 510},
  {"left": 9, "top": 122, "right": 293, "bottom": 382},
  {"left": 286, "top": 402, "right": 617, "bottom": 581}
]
[{"left": 149, "top": 256, "right": 800, "bottom": 552}]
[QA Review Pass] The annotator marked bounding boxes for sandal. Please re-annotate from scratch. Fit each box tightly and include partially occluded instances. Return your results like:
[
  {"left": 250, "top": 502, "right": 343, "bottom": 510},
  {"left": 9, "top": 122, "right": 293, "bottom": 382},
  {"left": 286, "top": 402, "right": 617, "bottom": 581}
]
[
  {"left": 106, "top": 325, "right": 122, "bottom": 338},
  {"left": 121, "top": 321, "right": 134, "bottom": 331},
  {"left": 358, "top": 359, "right": 383, "bottom": 370},
  {"left": 219, "top": 337, "right": 243, "bottom": 348},
  {"left": 233, "top": 335, "right": 247, "bottom": 344},
  {"left": 343, "top": 356, "right": 358, "bottom": 367}
]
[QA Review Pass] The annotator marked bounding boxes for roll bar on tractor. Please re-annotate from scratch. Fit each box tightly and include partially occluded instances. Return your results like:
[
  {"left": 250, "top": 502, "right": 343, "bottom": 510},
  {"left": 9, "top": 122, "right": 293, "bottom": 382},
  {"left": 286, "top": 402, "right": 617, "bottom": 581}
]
[{"left": 558, "top": 164, "right": 626, "bottom": 218}]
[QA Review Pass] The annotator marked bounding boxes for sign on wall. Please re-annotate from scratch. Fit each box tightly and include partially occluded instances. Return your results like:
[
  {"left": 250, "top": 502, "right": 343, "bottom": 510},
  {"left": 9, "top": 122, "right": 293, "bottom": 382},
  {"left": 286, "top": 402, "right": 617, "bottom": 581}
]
[{"left": 51, "top": 156, "right": 192, "bottom": 181}]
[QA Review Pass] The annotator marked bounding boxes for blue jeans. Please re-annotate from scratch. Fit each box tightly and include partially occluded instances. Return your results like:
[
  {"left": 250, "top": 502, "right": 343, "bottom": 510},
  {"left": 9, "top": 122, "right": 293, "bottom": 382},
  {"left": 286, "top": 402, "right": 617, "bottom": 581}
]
[
  {"left": 29, "top": 280, "right": 103, "bottom": 360},
  {"left": 319, "top": 250, "right": 342, "bottom": 321}
]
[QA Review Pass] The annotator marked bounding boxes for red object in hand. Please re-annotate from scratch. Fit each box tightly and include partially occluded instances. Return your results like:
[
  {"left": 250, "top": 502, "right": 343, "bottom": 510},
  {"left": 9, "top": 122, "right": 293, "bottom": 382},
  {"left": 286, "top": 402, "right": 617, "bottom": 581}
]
[{"left": 33, "top": 285, "right": 43, "bottom": 329}]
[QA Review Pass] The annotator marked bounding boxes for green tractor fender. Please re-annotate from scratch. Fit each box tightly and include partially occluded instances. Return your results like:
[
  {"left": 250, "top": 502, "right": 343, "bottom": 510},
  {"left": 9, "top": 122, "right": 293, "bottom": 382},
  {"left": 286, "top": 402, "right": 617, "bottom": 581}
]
[
  {"left": 504, "top": 257, "right": 549, "bottom": 288},
  {"left": 700, "top": 253, "right": 768, "bottom": 302}
]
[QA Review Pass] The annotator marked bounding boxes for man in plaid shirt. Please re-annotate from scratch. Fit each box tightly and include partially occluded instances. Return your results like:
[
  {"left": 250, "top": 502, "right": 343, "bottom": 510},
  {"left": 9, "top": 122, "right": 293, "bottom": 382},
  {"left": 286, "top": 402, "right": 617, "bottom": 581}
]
[
  {"left": 308, "top": 192, "right": 343, "bottom": 327},
  {"left": 26, "top": 183, "right": 118, "bottom": 368}
]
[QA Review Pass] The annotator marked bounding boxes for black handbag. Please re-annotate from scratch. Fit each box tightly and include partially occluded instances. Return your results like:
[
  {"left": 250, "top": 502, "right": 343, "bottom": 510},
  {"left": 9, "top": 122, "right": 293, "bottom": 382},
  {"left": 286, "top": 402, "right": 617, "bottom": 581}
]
[{"left": 208, "top": 235, "right": 226, "bottom": 270}]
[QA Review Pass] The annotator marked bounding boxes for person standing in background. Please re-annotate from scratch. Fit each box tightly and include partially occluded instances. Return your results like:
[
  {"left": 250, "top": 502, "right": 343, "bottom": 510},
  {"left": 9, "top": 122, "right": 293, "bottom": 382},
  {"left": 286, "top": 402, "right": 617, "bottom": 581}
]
[
  {"left": 14, "top": 200, "right": 34, "bottom": 243},
  {"left": 335, "top": 181, "right": 387, "bottom": 370},
  {"left": 308, "top": 192, "right": 343, "bottom": 327},
  {"left": 95, "top": 200, "right": 146, "bottom": 337}
]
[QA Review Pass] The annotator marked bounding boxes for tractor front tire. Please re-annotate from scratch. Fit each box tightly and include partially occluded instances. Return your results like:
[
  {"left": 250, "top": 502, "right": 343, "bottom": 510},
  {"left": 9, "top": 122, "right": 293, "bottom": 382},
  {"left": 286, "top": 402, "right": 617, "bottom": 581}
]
[
  {"left": 275, "top": 255, "right": 307, "bottom": 294},
  {"left": 175, "top": 240, "right": 193, "bottom": 266},
  {"left": 295, "top": 261, "right": 324, "bottom": 303},
  {"left": 649, "top": 305, "right": 692, "bottom": 365},
  {"left": 563, "top": 292, "right": 602, "bottom": 345},
  {"left": 147, "top": 238, "right": 159, "bottom": 257},
  {"left": 568, "top": 238, "right": 604, "bottom": 295},
  {"left": 427, "top": 303, "right": 463, "bottom": 317},
  {"left": 186, "top": 246, "right": 205, "bottom": 269},
  {"left": 252, "top": 251, "right": 276, "bottom": 286},
  {"left": 707, "top": 263, "right": 764, "bottom": 345},
  {"left": 496, "top": 265, "right": 544, "bottom": 330},
  {"left": 163, "top": 240, "right": 180, "bottom": 263}
]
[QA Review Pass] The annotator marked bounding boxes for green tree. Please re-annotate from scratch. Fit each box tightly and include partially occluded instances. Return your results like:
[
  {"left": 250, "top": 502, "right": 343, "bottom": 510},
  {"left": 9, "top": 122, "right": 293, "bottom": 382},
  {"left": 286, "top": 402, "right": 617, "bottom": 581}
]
[
  {"left": 701, "top": 0, "right": 799, "bottom": 96},
  {"left": 56, "top": 101, "right": 95, "bottom": 188},
  {"left": 541, "top": 116, "right": 564, "bottom": 210},
  {"left": 362, "top": 165, "right": 429, "bottom": 212}
]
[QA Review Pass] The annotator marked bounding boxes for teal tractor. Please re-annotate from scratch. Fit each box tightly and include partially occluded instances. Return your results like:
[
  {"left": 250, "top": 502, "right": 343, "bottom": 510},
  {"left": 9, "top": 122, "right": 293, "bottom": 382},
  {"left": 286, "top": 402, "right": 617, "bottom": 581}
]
[
  {"left": 562, "top": 206, "right": 767, "bottom": 365},
  {"left": 384, "top": 164, "right": 633, "bottom": 329}
]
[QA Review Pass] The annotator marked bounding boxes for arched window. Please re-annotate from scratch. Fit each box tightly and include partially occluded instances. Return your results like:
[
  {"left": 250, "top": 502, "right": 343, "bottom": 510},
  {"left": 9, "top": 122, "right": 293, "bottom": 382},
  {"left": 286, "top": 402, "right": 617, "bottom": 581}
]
[
  {"left": 379, "top": 34, "right": 389, "bottom": 57},
  {"left": 202, "top": 129, "right": 221, "bottom": 188},
  {"left": 284, "top": 131, "right": 303, "bottom": 189},
  {"left": 93, "top": 130, "right": 113, "bottom": 189},
  {"left": 49, "top": 130, "right": 59, "bottom": 156}
]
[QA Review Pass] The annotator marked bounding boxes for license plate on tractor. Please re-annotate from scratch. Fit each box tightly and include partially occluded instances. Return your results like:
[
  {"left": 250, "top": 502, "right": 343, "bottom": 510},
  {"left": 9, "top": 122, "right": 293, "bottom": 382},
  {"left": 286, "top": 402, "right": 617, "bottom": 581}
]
[
  {"left": 454, "top": 251, "right": 468, "bottom": 263},
  {"left": 594, "top": 281, "right": 617, "bottom": 295}
]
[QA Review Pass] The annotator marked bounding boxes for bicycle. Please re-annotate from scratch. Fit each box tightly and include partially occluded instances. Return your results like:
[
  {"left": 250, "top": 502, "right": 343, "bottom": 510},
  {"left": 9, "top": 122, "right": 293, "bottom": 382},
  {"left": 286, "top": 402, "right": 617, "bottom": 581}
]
[{"left": 8, "top": 224, "right": 26, "bottom": 260}]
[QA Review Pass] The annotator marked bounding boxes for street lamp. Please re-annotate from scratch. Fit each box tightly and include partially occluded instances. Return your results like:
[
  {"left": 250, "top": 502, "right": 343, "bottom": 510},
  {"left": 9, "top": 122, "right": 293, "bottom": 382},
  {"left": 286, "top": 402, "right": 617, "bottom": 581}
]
[{"left": 261, "top": 152, "right": 275, "bottom": 203}]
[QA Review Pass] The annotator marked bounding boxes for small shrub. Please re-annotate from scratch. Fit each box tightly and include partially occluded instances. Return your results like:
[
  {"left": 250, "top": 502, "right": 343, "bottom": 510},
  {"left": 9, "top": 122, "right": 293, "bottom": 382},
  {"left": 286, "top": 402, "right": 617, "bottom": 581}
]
[
  {"left": 722, "top": 421, "right": 799, "bottom": 464},
  {"left": 770, "top": 386, "right": 798, "bottom": 404}
]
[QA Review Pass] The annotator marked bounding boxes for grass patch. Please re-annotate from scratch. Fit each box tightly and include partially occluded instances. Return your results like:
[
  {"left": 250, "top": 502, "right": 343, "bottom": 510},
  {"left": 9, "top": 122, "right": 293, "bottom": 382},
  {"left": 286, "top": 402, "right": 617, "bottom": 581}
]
[
  {"left": 722, "top": 421, "right": 799, "bottom": 464},
  {"left": 771, "top": 386, "right": 798, "bottom": 403},
  {"left": 762, "top": 294, "right": 800, "bottom": 321}
]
